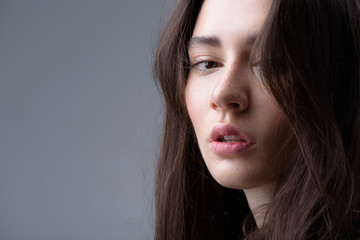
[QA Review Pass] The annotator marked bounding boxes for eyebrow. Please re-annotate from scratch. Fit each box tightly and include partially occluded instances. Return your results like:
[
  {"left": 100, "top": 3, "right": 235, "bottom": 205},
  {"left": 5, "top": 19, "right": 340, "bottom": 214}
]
[
  {"left": 187, "top": 35, "right": 221, "bottom": 49},
  {"left": 187, "top": 34, "right": 258, "bottom": 50}
]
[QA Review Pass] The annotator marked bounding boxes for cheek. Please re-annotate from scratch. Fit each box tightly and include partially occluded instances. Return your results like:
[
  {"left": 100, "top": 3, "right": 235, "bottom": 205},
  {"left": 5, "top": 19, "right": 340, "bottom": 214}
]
[
  {"left": 263, "top": 109, "right": 295, "bottom": 170},
  {"left": 266, "top": 107, "right": 292, "bottom": 142},
  {"left": 185, "top": 80, "right": 211, "bottom": 133},
  {"left": 255, "top": 89, "right": 292, "bottom": 141},
  {"left": 254, "top": 90, "right": 295, "bottom": 165}
]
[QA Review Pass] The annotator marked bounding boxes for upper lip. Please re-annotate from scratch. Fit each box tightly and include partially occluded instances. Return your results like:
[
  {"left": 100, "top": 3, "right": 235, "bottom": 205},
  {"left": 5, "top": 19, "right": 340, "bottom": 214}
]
[{"left": 210, "top": 124, "right": 253, "bottom": 143}]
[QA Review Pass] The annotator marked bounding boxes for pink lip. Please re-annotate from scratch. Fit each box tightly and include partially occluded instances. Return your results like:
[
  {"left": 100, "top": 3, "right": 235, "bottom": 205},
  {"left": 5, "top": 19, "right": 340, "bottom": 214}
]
[{"left": 209, "top": 124, "right": 254, "bottom": 155}]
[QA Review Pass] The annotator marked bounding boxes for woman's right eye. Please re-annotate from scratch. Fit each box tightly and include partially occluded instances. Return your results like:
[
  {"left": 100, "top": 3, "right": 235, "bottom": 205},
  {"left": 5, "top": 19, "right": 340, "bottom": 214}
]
[{"left": 190, "top": 60, "right": 221, "bottom": 73}]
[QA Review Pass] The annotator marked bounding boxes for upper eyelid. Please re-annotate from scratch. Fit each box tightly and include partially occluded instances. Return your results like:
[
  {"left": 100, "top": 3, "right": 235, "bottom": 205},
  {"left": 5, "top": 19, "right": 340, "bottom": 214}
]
[
  {"left": 188, "top": 47, "right": 256, "bottom": 62},
  {"left": 188, "top": 50, "right": 259, "bottom": 67},
  {"left": 188, "top": 53, "right": 222, "bottom": 63}
]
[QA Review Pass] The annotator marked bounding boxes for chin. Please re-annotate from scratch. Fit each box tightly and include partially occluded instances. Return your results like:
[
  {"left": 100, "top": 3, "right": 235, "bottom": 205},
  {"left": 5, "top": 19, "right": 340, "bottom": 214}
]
[
  {"left": 207, "top": 160, "right": 276, "bottom": 190},
  {"left": 209, "top": 167, "right": 256, "bottom": 190}
]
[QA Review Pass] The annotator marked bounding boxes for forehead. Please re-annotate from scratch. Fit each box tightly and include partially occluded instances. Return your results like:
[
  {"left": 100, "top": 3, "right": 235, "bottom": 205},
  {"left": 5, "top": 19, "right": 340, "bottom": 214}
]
[{"left": 192, "top": 0, "right": 271, "bottom": 45}]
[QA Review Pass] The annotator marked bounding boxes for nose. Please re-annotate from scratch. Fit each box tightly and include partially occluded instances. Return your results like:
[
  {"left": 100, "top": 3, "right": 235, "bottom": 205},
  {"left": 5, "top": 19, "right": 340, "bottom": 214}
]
[{"left": 210, "top": 64, "right": 249, "bottom": 113}]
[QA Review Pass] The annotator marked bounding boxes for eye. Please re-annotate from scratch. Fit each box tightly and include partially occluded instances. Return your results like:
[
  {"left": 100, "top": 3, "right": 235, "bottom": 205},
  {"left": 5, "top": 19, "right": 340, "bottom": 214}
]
[
  {"left": 193, "top": 61, "right": 218, "bottom": 69},
  {"left": 190, "top": 59, "right": 221, "bottom": 74},
  {"left": 201, "top": 61, "right": 218, "bottom": 69}
]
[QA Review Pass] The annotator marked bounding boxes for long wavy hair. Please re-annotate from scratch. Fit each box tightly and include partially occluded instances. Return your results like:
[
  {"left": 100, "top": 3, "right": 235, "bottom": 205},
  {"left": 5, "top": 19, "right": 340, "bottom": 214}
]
[{"left": 153, "top": 0, "right": 360, "bottom": 239}]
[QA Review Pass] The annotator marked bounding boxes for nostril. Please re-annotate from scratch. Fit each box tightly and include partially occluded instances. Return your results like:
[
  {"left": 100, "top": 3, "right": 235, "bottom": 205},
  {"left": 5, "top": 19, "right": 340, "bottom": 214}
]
[
  {"left": 210, "top": 102, "right": 218, "bottom": 110},
  {"left": 227, "top": 103, "right": 241, "bottom": 109},
  {"left": 211, "top": 102, "right": 246, "bottom": 111},
  {"left": 210, "top": 93, "right": 248, "bottom": 112},
  {"left": 233, "top": 103, "right": 240, "bottom": 108}
]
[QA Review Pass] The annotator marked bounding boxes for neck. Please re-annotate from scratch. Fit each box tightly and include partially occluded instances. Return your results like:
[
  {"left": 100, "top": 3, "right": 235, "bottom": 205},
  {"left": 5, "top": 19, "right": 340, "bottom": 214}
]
[{"left": 243, "top": 182, "right": 276, "bottom": 227}]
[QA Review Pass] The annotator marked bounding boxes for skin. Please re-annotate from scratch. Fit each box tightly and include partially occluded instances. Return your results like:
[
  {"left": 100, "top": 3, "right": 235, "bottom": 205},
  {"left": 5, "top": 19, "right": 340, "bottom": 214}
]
[{"left": 185, "top": 0, "right": 294, "bottom": 226}]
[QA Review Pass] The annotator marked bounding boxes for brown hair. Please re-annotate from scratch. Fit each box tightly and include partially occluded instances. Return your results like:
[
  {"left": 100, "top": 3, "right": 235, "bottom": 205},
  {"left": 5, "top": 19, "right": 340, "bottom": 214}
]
[{"left": 153, "top": 0, "right": 360, "bottom": 239}]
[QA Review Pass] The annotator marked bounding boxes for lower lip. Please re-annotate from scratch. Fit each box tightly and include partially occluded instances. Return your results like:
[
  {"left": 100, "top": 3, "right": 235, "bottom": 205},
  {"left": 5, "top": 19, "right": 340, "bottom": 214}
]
[{"left": 210, "top": 141, "right": 254, "bottom": 155}]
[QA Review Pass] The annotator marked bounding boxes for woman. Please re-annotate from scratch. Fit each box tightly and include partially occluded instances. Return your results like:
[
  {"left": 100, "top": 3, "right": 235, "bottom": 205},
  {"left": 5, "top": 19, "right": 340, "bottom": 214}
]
[{"left": 153, "top": 0, "right": 360, "bottom": 239}]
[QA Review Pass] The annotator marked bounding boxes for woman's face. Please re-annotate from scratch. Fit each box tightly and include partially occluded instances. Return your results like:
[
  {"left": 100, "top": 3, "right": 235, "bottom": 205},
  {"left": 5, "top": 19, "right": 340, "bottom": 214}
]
[{"left": 186, "top": 0, "right": 294, "bottom": 190}]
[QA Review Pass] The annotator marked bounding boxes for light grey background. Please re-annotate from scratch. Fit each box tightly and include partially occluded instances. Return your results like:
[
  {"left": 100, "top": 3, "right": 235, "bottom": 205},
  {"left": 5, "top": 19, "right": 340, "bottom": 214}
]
[{"left": 0, "top": 0, "right": 174, "bottom": 239}]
